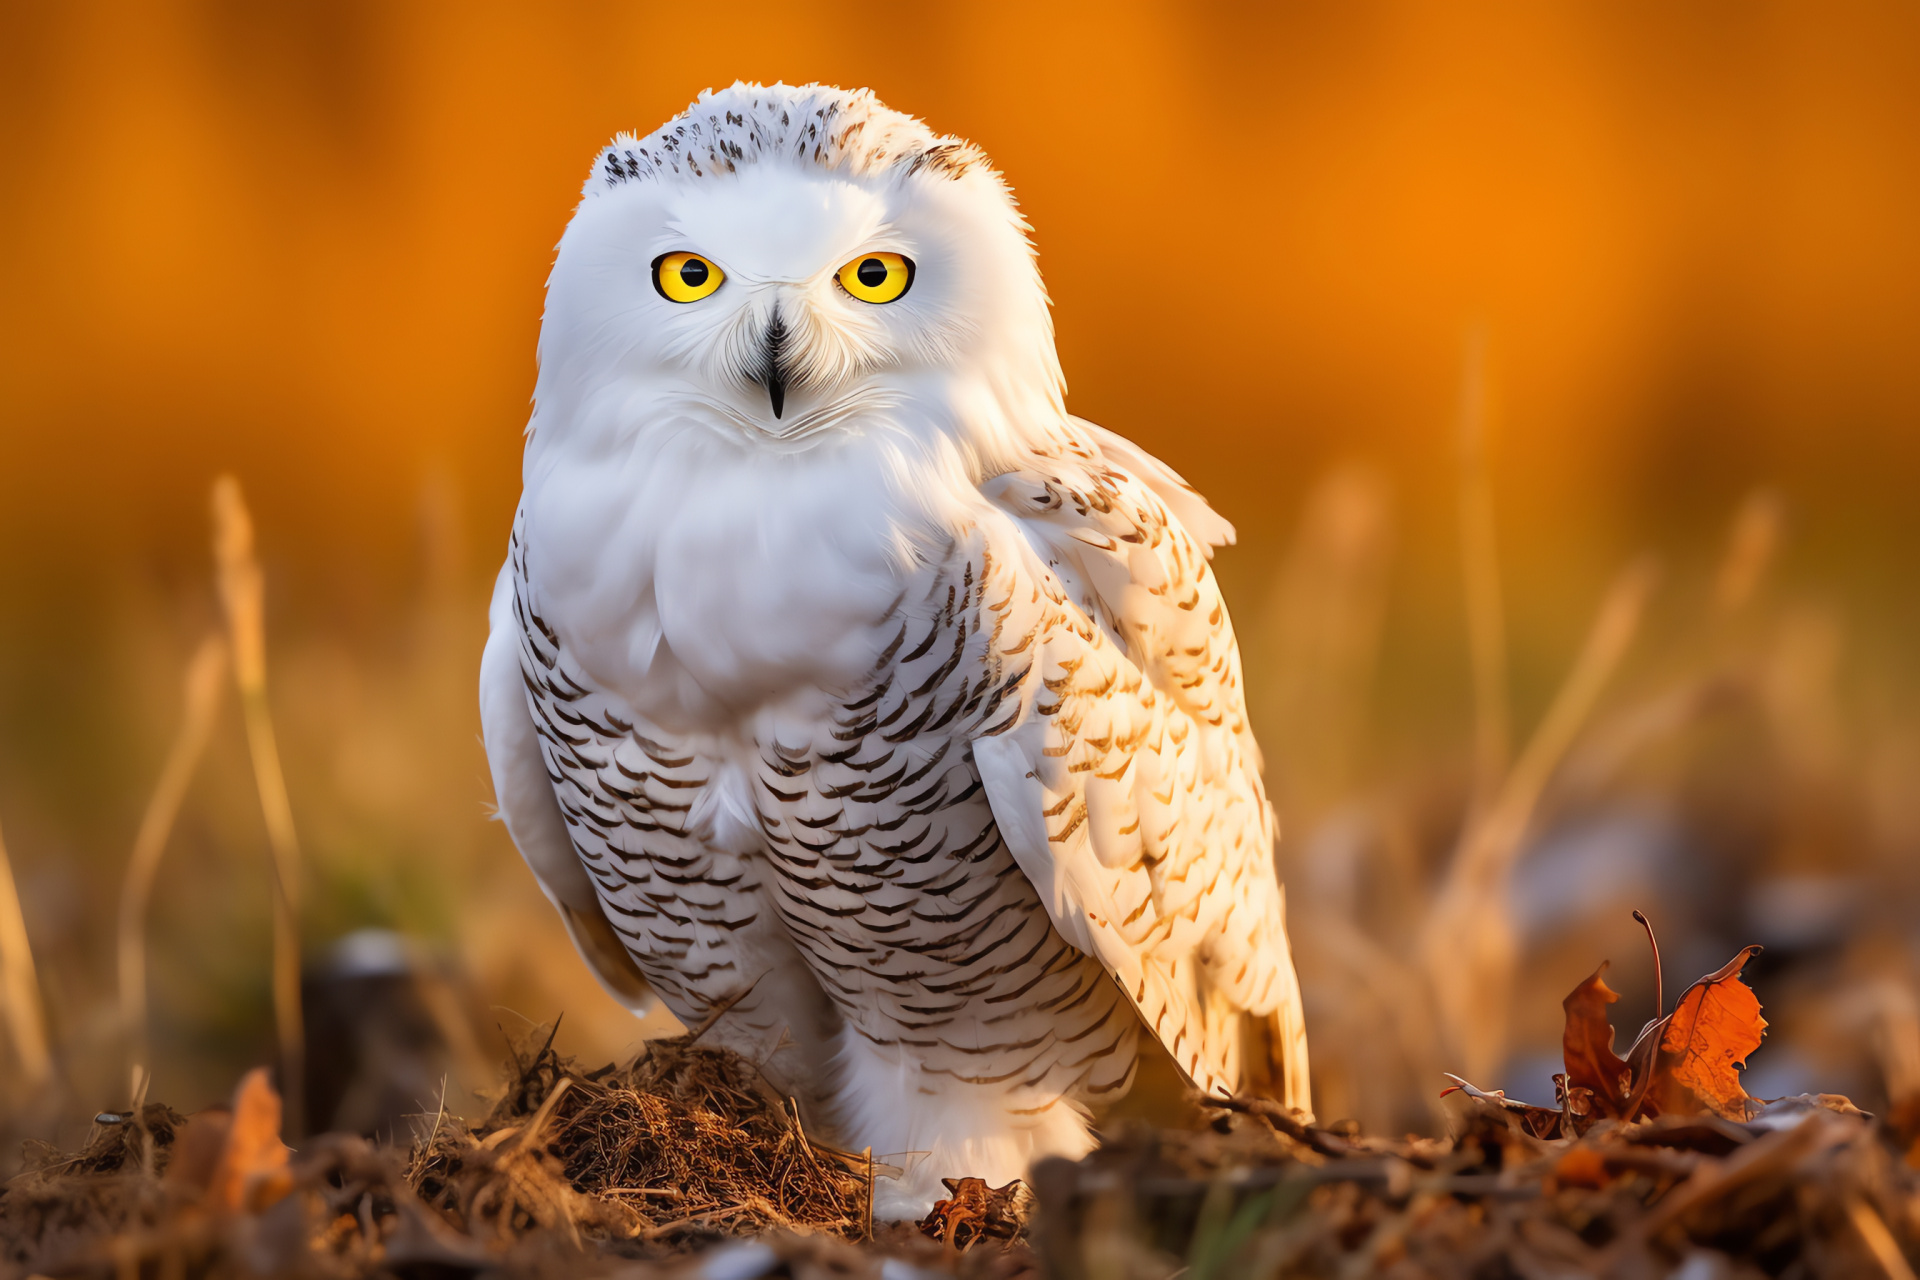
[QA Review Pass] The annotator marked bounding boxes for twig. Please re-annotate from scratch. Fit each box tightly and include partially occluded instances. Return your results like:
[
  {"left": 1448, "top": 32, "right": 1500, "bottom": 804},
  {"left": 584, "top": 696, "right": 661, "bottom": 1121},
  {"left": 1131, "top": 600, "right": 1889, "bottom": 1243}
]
[
  {"left": 683, "top": 975, "right": 765, "bottom": 1045},
  {"left": 1628, "top": 1114, "right": 1831, "bottom": 1242},
  {"left": 864, "top": 1145, "right": 874, "bottom": 1242},
  {"left": 0, "top": 811, "right": 51, "bottom": 1087},
  {"left": 510, "top": 1076, "right": 573, "bottom": 1152},
  {"left": 1205, "top": 1095, "right": 1355, "bottom": 1159},
  {"left": 211, "top": 475, "right": 305, "bottom": 1139},
  {"left": 118, "top": 634, "right": 227, "bottom": 1093}
]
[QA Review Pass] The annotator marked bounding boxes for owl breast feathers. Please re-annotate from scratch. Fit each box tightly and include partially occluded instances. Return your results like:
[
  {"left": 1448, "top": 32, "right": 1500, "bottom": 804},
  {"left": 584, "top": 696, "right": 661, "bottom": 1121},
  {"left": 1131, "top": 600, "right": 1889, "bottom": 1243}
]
[{"left": 479, "top": 80, "right": 1308, "bottom": 1218}]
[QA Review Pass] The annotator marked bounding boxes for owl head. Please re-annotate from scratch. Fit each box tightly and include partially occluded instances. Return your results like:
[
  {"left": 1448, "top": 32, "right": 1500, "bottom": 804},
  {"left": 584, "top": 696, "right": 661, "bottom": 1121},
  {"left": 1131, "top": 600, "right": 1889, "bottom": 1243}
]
[{"left": 531, "top": 83, "right": 1065, "bottom": 458}]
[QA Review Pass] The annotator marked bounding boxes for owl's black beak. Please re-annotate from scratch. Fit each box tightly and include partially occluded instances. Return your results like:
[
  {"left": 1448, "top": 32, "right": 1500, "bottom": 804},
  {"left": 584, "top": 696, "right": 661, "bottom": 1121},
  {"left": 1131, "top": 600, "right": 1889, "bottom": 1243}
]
[{"left": 759, "top": 313, "right": 790, "bottom": 419}]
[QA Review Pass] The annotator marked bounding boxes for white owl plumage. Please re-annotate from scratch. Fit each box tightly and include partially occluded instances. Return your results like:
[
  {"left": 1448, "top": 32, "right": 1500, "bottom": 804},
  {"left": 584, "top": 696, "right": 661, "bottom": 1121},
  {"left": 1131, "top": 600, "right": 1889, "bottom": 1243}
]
[{"left": 479, "top": 81, "right": 1309, "bottom": 1216}]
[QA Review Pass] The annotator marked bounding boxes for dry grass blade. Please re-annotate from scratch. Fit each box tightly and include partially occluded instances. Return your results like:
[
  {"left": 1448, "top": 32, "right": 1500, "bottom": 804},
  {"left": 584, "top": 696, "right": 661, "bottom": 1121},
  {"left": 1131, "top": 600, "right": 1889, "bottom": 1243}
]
[
  {"left": 1849, "top": 1198, "right": 1920, "bottom": 1280},
  {"left": 1460, "top": 557, "right": 1660, "bottom": 890},
  {"left": 408, "top": 1031, "right": 871, "bottom": 1248},
  {"left": 211, "top": 474, "right": 305, "bottom": 1137},
  {"left": 1456, "top": 325, "right": 1511, "bottom": 816},
  {"left": 118, "top": 633, "right": 227, "bottom": 1090},
  {"left": 1715, "top": 488, "right": 1784, "bottom": 614},
  {"left": 1422, "top": 557, "right": 1660, "bottom": 1078},
  {"left": 0, "top": 813, "right": 50, "bottom": 1088},
  {"left": 1257, "top": 465, "right": 1392, "bottom": 829}
]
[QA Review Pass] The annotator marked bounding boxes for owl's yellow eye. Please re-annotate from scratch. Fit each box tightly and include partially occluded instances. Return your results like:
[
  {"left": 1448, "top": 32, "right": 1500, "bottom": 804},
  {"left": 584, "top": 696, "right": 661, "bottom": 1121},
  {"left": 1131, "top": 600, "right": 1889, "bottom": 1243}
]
[
  {"left": 837, "top": 252, "right": 914, "bottom": 304},
  {"left": 652, "top": 252, "right": 725, "bottom": 303}
]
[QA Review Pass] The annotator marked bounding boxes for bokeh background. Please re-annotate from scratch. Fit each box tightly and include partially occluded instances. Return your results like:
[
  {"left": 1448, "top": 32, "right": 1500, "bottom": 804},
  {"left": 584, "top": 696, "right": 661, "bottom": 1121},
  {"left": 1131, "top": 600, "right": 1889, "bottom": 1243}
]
[{"left": 2, "top": 1, "right": 1918, "bottom": 1146}]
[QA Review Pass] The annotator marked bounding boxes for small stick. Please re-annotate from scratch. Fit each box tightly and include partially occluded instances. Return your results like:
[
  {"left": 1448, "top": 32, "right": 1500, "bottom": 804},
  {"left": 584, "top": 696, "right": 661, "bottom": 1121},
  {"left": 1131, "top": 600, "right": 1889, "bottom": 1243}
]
[
  {"left": 864, "top": 1146, "right": 874, "bottom": 1241},
  {"left": 510, "top": 1076, "right": 573, "bottom": 1151},
  {"left": 682, "top": 974, "right": 764, "bottom": 1045}
]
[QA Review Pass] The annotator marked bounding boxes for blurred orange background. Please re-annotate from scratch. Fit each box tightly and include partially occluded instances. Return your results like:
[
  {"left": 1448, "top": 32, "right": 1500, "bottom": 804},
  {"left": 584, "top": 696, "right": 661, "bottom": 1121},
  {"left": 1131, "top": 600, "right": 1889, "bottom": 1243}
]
[{"left": 2, "top": 2, "right": 1918, "bottom": 1135}]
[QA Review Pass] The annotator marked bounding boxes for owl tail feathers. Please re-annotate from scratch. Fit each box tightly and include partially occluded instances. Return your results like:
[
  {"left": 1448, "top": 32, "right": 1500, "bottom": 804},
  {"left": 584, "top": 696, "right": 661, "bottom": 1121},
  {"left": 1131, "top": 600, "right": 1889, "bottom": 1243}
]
[{"left": 1237, "top": 1003, "right": 1313, "bottom": 1122}]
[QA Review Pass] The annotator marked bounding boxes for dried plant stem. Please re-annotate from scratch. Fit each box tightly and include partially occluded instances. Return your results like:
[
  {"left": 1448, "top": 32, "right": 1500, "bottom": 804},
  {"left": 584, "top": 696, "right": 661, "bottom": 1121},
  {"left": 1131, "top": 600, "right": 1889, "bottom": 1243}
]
[
  {"left": 1422, "top": 559, "right": 1659, "bottom": 1077},
  {"left": 1848, "top": 1200, "right": 1920, "bottom": 1280},
  {"left": 1456, "top": 327, "right": 1510, "bottom": 814},
  {"left": 241, "top": 690, "right": 304, "bottom": 1135},
  {"left": 1460, "top": 560, "right": 1657, "bottom": 891},
  {"left": 1715, "top": 489, "right": 1784, "bottom": 615},
  {"left": 1632, "top": 909, "right": 1665, "bottom": 1018},
  {"left": 212, "top": 475, "right": 305, "bottom": 1138},
  {"left": 0, "top": 815, "right": 51, "bottom": 1088},
  {"left": 118, "top": 634, "right": 228, "bottom": 1091},
  {"left": 863, "top": 1146, "right": 874, "bottom": 1241}
]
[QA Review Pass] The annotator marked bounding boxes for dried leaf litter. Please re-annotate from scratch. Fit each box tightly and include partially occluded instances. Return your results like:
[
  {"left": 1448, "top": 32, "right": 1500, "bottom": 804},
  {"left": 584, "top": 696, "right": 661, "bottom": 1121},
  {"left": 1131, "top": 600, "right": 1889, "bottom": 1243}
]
[{"left": 6, "top": 1022, "right": 1920, "bottom": 1277}]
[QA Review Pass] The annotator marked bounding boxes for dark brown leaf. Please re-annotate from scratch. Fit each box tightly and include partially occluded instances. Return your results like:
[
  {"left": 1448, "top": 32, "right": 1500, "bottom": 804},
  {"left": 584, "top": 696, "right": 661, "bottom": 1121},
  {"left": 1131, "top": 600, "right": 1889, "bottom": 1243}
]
[
  {"left": 919, "top": 1176, "right": 1030, "bottom": 1249},
  {"left": 1562, "top": 962, "right": 1633, "bottom": 1130}
]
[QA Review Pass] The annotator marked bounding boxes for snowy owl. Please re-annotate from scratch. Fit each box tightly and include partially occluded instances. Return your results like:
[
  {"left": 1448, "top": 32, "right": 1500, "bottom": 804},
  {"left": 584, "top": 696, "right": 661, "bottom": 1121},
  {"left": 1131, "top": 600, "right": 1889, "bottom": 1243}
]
[{"left": 479, "top": 81, "right": 1310, "bottom": 1217}]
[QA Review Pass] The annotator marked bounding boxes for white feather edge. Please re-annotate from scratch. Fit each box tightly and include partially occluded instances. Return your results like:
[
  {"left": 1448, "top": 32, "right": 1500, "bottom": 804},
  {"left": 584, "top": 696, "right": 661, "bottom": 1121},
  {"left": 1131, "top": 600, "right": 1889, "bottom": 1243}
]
[
  {"left": 972, "top": 733, "right": 1153, "bottom": 1015},
  {"left": 1075, "top": 419, "right": 1235, "bottom": 553}
]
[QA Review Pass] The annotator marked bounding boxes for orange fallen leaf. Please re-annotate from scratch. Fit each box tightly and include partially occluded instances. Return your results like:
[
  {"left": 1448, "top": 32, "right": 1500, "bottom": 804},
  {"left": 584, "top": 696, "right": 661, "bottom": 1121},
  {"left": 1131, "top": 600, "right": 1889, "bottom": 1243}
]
[
  {"left": 1552, "top": 1147, "right": 1610, "bottom": 1189},
  {"left": 163, "top": 1107, "right": 232, "bottom": 1195},
  {"left": 205, "top": 1067, "right": 292, "bottom": 1213},
  {"left": 1562, "top": 963, "right": 1633, "bottom": 1129},
  {"left": 1651, "top": 945, "right": 1766, "bottom": 1121},
  {"left": 1459, "top": 920, "right": 1768, "bottom": 1141}
]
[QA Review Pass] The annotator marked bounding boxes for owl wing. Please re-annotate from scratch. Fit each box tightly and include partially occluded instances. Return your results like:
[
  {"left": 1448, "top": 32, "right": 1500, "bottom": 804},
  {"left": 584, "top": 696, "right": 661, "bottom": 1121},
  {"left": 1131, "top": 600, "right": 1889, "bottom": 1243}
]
[
  {"left": 971, "top": 425, "right": 1309, "bottom": 1108},
  {"left": 480, "top": 559, "right": 658, "bottom": 1015}
]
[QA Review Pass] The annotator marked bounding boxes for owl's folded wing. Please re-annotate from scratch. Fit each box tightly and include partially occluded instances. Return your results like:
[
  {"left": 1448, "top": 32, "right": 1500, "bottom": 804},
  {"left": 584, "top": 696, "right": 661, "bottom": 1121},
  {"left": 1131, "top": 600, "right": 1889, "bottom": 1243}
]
[
  {"left": 971, "top": 428, "right": 1308, "bottom": 1108},
  {"left": 480, "top": 562, "right": 658, "bottom": 1014}
]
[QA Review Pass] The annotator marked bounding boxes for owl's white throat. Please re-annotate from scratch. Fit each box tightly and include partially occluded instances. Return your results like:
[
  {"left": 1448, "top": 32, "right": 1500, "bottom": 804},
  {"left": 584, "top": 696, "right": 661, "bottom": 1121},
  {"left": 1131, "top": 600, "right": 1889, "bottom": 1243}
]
[{"left": 665, "top": 386, "right": 901, "bottom": 446}]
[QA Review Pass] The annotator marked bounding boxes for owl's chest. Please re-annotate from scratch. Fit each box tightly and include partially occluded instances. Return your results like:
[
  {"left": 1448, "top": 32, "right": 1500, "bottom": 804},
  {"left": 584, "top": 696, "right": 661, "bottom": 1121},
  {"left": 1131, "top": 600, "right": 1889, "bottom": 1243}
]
[{"left": 522, "top": 428, "right": 936, "bottom": 731}]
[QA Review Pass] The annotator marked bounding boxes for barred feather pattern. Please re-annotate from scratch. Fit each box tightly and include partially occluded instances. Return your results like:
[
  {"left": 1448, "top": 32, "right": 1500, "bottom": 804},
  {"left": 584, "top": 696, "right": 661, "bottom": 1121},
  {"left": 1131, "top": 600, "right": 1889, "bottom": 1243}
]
[
  {"left": 508, "top": 427, "right": 1302, "bottom": 1136},
  {"left": 507, "top": 505, "right": 1143, "bottom": 1124}
]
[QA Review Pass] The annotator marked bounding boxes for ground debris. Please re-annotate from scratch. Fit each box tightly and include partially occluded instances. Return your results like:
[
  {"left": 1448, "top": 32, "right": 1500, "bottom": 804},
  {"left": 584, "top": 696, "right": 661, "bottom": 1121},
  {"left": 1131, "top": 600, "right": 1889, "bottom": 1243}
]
[
  {"left": 0, "top": 1032, "right": 1030, "bottom": 1278},
  {"left": 405, "top": 1025, "right": 872, "bottom": 1246},
  {"left": 6, "top": 1031, "right": 1917, "bottom": 1277},
  {"left": 919, "top": 1177, "right": 1034, "bottom": 1251},
  {"left": 1030, "top": 1093, "right": 1920, "bottom": 1278}
]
